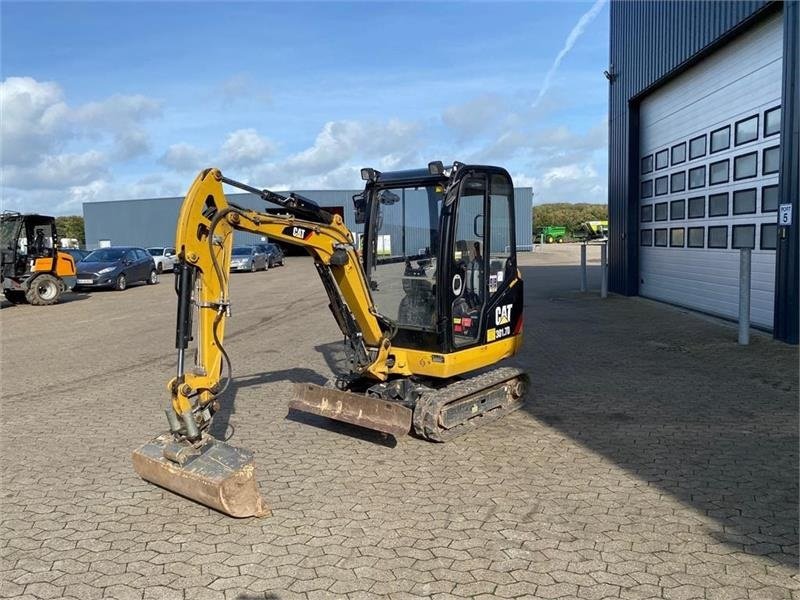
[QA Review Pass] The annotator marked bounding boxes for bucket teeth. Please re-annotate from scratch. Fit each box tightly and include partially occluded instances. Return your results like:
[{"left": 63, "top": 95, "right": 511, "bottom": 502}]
[
  {"left": 289, "top": 383, "right": 413, "bottom": 437},
  {"left": 132, "top": 433, "right": 269, "bottom": 518}
]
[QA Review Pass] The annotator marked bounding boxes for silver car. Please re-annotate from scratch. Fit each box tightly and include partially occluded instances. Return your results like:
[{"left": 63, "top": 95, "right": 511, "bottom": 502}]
[
  {"left": 147, "top": 247, "right": 177, "bottom": 273},
  {"left": 229, "top": 246, "right": 267, "bottom": 272}
]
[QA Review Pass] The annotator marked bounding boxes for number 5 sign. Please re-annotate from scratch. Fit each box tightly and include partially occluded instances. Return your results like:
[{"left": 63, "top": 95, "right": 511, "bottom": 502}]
[{"left": 779, "top": 204, "right": 792, "bottom": 226}]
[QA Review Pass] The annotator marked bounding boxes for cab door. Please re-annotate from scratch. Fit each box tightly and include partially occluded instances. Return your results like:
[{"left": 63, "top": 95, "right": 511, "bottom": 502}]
[
  {"left": 446, "top": 169, "right": 519, "bottom": 350},
  {"left": 447, "top": 174, "right": 487, "bottom": 349}
]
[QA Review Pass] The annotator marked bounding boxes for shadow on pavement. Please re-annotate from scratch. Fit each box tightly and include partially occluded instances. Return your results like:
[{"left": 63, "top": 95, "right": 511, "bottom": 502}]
[
  {"left": 516, "top": 263, "right": 799, "bottom": 567},
  {"left": 209, "top": 367, "right": 327, "bottom": 440},
  {"left": 1, "top": 290, "right": 91, "bottom": 308}
]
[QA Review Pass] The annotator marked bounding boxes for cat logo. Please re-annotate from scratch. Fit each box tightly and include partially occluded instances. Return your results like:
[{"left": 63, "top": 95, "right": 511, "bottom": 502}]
[
  {"left": 495, "top": 304, "right": 512, "bottom": 325},
  {"left": 282, "top": 225, "right": 312, "bottom": 240}
]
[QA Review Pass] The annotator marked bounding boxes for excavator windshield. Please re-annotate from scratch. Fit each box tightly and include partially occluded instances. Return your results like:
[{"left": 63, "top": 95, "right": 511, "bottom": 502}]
[{"left": 366, "top": 184, "right": 443, "bottom": 331}]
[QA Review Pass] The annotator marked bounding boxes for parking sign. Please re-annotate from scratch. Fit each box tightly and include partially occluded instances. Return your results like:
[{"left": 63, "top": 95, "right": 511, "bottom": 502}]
[{"left": 779, "top": 204, "right": 792, "bottom": 226}]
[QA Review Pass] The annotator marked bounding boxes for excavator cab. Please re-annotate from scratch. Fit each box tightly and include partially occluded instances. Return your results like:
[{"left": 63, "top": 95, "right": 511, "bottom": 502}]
[
  {"left": 133, "top": 163, "right": 527, "bottom": 518},
  {"left": 1, "top": 212, "right": 77, "bottom": 305},
  {"left": 358, "top": 162, "right": 522, "bottom": 357}
]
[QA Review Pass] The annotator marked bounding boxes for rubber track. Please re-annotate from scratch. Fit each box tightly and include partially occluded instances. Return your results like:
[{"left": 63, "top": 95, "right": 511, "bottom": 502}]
[{"left": 412, "top": 366, "right": 529, "bottom": 442}]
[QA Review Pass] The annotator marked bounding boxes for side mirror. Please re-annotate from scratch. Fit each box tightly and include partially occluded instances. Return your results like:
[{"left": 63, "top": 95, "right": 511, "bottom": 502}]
[{"left": 352, "top": 191, "right": 367, "bottom": 225}]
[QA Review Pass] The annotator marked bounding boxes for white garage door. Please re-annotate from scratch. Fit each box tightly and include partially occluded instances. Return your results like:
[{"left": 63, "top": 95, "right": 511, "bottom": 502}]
[{"left": 638, "top": 12, "right": 783, "bottom": 329}]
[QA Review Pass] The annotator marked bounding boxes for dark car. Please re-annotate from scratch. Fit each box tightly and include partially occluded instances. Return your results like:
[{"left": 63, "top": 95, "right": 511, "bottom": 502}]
[
  {"left": 254, "top": 243, "right": 284, "bottom": 268},
  {"left": 75, "top": 247, "right": 158, "bottom": 291},
  {"left": 61, "top": 248, "right": 90, "bottom": 263}
]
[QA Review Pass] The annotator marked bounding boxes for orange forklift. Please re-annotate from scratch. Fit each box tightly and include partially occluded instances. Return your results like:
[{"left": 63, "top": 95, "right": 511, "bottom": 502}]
[{"left": 0, "top": 212, "right": 77, "bottom": 305}]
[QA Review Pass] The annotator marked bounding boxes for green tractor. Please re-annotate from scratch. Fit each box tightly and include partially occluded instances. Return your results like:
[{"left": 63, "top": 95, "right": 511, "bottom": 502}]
[{"left": 536, "top": 225, "right": 567, "bottom": 244}]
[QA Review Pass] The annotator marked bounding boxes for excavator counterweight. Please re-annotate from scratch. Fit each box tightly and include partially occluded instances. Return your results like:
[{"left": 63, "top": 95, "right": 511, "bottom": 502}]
[{"left": 132, "top": 164, "right": 528, "bottom": 517}]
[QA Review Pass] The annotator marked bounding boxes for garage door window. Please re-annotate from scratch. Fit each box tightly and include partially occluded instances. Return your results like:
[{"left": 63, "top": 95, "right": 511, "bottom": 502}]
[
  {"left": 688, "top": 227, "right": 704, "bottom": 248},
  {"left": 761, "top": 223, "right": 777, "bottom": 250},
  {"left": 734, "top": 152, "right": 757, "bottom": 180},
  {"left": 733, "top": 189, "right": 756, "bottom": 215},
  {"left": 670, "top": 228, "right": 685, "bottom": 247},
  {"left": 670, "top": 199, "right": 685, "bottom": 220},
  {"left": 708, "top": 226, "right": 728, "bottom": 249},
  {"left": 762, "top": 185, "right": 779, "bottom": 212},
  {"left": 734, "top": 115, "right": 759, "bottom": 146},
  {"left": 654, "top": 202, "right": 668, "bottom": 221},
  {"left": 764, "top": 106, "right": 781, "bottom": 137},
  {"left": 641, "top": 179, "right": 653, "bottom": 199},
  {"left": 654, "top": 229, "right": 667, "bottom": 246},
  {"left": 688, "top": 196, "right": 705, "bottom": 219},
  {"left": 688, "top": 166, "right": 705, "bottom": 189},
  {"left": 763, "top": 146, "right": 779, "bottom": 175},
  {"left": 641, "top": 229, "right": 653, "bottom": 246},
  {"left": 671, "top": 143, "right": 686, "bottom": 165},
  {"left": 709, "top": 193, "right": 729, "bottom": 217},
  {"left": 641, "top": 205, "right": 653, "bottom": 222},
  {"left": 709, "top": 160, "right": 729, "bottom": 185},
  {"left": 689, "top": 135, "right": 706, "bottom": 160},
  {"left": 655, "top": 176, "right": 668, "bottom": 196},
  {"left": 670, "top": 171, "right": 686, "bottom": 193},
  {"left": 655, "top": 149, "right": 669, "bottom": 170},
  {"left": 710, "top": 126, "right": 730, "bottom": 153},
  {"left": 732, "top": 224, "right": 755, "bottom": 249},
  {"left": 641, "top": 155, "right": 654, "bottom": 174}
]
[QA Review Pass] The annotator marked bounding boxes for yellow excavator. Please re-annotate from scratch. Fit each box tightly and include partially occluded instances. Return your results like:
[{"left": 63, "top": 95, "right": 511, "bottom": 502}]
[{"left": 133, "top": 162, "right": 528, "bottom": 517}]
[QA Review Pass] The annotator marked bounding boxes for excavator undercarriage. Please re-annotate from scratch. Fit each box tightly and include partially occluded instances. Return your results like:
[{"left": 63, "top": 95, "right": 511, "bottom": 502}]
[{"left": 133, "top": 162, "right": 528, "bottom": 517}]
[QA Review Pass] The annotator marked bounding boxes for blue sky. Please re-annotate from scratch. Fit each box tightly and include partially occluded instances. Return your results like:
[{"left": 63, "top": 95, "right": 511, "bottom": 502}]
[{"left": 1, "top": 1, "right": 609, "bottom": 215}]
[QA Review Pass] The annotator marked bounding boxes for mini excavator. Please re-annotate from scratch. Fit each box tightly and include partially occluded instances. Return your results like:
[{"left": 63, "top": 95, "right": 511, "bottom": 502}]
[{"left": 133, "top": 162, "right": 528, "bottom": 517}]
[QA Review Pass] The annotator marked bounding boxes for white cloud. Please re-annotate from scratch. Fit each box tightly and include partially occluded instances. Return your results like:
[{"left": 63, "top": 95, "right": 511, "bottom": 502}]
[
  {"left": 237, "top": 119, "right": 421, "bottom": 189},
  {"left": 1, "top": 77, "right": 68, "bottom": 164},
  {"left": 1, "top": 150, "right": 109, "bottom": 190},
  {"left": 158, "top": 143, "right": 208, "bottom": 172},
  {"left": 112, "top": 129, "right": 151, "bottom": 160},
  {"left": 220, "top": 129, "right": 276, "bottom": 167},
  {"left": 70, "top": 94, "right": 160, "bottom": 132},
  {"left": 0, "top": 76, "right": 162, "bottom": 211},
  {"left": 442, "top": 93, "right": 506, "bottom": 138},
  {"left": 282, "top": 119, "right": 420, "bottom": 176},
  {"left": 0, "top": 77, "right": 161, "bottom": 167}
]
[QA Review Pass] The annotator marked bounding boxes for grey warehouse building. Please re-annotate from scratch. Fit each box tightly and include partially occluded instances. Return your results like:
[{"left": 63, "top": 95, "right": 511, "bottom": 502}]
[
  {"left": 84, "top": 186, "right": 533, "bottom": 257},
  {"left": 608, "top": 1, "right": 798, "bottom": 343}
]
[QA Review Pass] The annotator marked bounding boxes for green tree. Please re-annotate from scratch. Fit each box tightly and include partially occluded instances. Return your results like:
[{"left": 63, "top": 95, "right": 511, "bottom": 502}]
[
  {"left": 55, "top": 216, "right": 85, "bottom": 246},
  {"left": 532, "top": 203, "right": 608, "bottom": 236}
]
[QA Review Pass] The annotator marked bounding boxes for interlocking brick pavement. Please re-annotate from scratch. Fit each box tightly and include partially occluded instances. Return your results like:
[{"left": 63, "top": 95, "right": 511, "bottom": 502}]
[{"left": 1, "top": 246, "right": 797, "bottom": 599}]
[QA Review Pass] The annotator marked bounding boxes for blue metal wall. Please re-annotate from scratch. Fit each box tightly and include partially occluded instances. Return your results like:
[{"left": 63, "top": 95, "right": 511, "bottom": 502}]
[
  {"left": 608, "top": 0, "right": 798, "bottom": 342},
  {"left": 84, "top": 187, "right": 533, "bottom": 252}
]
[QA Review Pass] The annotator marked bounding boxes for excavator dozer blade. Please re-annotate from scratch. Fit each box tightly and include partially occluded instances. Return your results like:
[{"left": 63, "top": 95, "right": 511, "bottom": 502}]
[
  {"left": 132, "top": 432, "right": 269, "bottom": 518},
  {"left": 289, "top": 383, "right": 413, "bottom": 437}
]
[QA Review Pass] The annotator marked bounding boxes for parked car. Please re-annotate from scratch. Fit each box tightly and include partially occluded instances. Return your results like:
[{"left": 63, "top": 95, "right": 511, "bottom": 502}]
[
  {"left": 147, "top": 247, "right": 177, "bottom": 273},
  {"left": 61, "top": 248, "right": 90, "bottom": 263},
  {"left": 229, "top": 246, "right": 267, "bottom": 272},
  {"left": 253, "top": 243, "right": 285, "bottom": 267},
  {"left": 75, "top": 247, "right": 158, "bottom": 291}
]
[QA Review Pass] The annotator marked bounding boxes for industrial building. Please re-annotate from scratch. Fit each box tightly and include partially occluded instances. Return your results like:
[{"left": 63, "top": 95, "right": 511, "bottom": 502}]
[
  {"left": 83, "top": 186, "right": 533, "bottom": 256},
  {"left": 608, "top": 1, "right": 798, "bottom": 343}
]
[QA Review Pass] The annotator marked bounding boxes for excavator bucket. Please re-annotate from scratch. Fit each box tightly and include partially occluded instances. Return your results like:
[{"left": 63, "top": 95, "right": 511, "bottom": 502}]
[
  {"left": 289, "top": 383, "right": 413, "bottom": 437},
  {"left": 132, "top": 433, "right": 269, "bottom": 518}
]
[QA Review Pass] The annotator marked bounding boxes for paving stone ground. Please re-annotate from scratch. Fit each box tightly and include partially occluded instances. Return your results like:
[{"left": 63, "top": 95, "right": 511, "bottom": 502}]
[{"left": 1, "top": 244, "right": 797, "bottom": 599}]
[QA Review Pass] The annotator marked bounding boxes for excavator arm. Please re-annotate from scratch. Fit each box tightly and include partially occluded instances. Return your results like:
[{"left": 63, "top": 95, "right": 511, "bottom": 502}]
[
  {"left": 133, "top": 168, "right": 403, "bottom": 517},
  {"left": 167, "top": 168, "right": 391, "bottom": 433}
]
